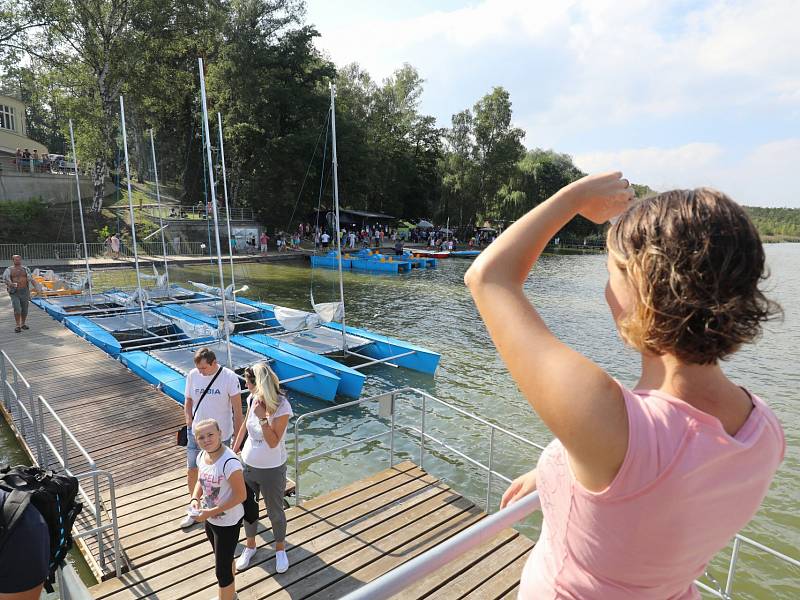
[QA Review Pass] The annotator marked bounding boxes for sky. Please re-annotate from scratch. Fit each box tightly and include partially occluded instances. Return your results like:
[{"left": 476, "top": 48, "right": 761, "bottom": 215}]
[{"left": 304, "top": 0, "right": 799, "bottom": 207}]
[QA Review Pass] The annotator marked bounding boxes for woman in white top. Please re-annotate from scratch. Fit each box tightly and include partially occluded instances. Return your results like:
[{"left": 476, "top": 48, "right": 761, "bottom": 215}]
[
  {"left": 189, "top": 418, "right": 246, "bottom": 600},
  {"left": 232, "top": 362, "right": 293, "bottom": 573}
]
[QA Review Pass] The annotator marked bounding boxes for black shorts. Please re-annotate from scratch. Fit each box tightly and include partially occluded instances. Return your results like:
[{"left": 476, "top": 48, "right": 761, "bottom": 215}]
[{"left": 0, "top": 502, "right": 50, "bottom": 592}]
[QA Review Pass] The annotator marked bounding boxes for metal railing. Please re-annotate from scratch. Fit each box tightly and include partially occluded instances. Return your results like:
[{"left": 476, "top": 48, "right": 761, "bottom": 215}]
[
  {"left": 0, "top": 240, "right": 211, "bottom": 261},
  {"left": 293, "top": 387, "right": 546, "bottom": 512},
  {"left": 139, "top": 203, "right": 255, "bottom": 222},
  {"left": 0, "top": 350, "right": 123, "bottom": 585},
  {"left": 293, "top": 386, "right": 799, "bottom": 600}
]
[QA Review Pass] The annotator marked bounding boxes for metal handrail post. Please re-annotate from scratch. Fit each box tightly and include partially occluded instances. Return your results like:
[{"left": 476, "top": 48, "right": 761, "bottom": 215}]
[
  {"left": 486, "top": 427, "right": 495, "bottom": 513},
  {"left": 294, "top": 421, "right": 301, "bottom": 507},
  {"left": 37, "top": 395, "right": 48, "bottom": 467},
  {"left": 11, "top": 367, "right": 24, "bottom": 439},
  {"left": 61, "top": 427, "right": 69, "bottom": 471},
  {"left": 420, "top": 394, "right": 426, "bottom": 470},
  {"left": 91, "top": 465, "right": 105, "bottom": 569},
  {"left": 104, "top": 472, "right": 122, "bottom": 577},
  {"left": 389, "top": 391, "right": 396, "bottom": 467},
  {"left": 724, "top": 537, "right": 742, "bottom": 597},
  {"left": 26, "top": 384, "right": 41, "bottom": 462},
  {"left": 0, "top": 355, "right": 8, "bottom": 412}
]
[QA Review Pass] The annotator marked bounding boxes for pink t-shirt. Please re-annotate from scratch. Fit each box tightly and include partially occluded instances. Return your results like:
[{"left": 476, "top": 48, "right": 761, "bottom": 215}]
[{"left": 519, "top": 384, "right": 785, "bottom": 599}]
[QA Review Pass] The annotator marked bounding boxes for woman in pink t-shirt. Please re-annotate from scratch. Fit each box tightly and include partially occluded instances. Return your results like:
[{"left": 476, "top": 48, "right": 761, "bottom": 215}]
[{"left": 465, "top": 174, "right": 785, "bottom": 599}]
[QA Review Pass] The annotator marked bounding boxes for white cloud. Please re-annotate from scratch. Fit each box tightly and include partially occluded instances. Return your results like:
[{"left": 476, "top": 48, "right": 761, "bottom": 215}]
[
  {"left": 574, "top": 139, "right": 800, "bottom": 207},
  {"left": 307, "top": 0, "right": 800, "bottom": 207}
]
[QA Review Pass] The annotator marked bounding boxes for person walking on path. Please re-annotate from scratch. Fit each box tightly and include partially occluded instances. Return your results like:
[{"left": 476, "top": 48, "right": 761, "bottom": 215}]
[
  {"left": 110, "top": 233, "right": 120, "bottom": 259},
  {"left": 181, "top": 347, "right": 243, "bottom": 528},
  {"left": 3, "top": 255, "right": 33, "bottom": 333},
  {"left": 259, "top": 232, "right": 269, "bottom": 254},
  {"left": 466, "top": 174, "right": 785, "bottom": 599},
  {"left": 190, "top": 418, "right": 246, "bottom": 600},
  {"left": 232, "top": 362, "right": 292, "bottom": 574}
]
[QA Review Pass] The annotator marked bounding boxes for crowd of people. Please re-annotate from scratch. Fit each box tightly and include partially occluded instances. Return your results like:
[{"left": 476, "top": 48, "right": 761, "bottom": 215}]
[{"left": 11, "top": 148, "right": 73, "bottom": 174}]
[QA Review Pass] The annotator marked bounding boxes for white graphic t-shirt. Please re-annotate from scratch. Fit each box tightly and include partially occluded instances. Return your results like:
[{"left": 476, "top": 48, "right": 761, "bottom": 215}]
[
  {"left": 184, "top": 367, "right": 241, "bottom": 440},
  {"left": 197, "top": 446, "right": 245, "bottom": 527},
  {"left": 242, "top": 395, "right": 293, "bottom": 469}
]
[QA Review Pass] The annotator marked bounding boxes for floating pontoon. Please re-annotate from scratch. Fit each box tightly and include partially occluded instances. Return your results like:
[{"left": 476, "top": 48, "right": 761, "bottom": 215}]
[{"left": 120, "top": 338, "right": 340, "bottom": 402}]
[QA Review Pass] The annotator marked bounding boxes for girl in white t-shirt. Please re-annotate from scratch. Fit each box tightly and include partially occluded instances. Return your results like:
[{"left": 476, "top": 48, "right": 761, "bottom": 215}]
[
  {"left": 190, "top": 419, "right": 246, "bottom": 600},
  {"left": 232, "top": 362, "right": 293, "bottom": 574}
]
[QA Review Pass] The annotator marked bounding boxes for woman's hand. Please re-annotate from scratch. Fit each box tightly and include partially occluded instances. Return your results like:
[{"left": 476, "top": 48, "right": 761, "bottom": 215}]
[
  {"left": 194, "top": 508, "right": 216, "bottom": 522},
  {"left": 253, "top": 399, "right": 267, "bottom": 419},
  {"left": 500, "top": 468, "right": 537, "bottom": 509},
  {"left": 564, "top": 172, "right": 635, "bottom": 224}
]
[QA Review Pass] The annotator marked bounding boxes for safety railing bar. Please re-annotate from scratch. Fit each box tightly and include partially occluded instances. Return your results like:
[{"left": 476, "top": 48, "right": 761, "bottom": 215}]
[
  {"left": 39, "top": 396, "right": 96, "bottom": 467},
  {"left": 10, "top": 395, "right": 34, "bottom": 424},
  {"left": 340, "top": 491, "right": 541, "bottom": 600},
  {"left": 401, "top": 423, "right": 513, "bottom": 485},
  {"left": 4, "top": 380, "right": 20, "bottom": 401},
  {"left": 37, "top": 437, "right": 99, "bottom": 521},
  {"left": 278, "top": 373, "right": 315, "bottom": 385},
  {"left": 72, "top": 524, "right": 116, "bottom": 539},
  {"left": 349, "top": 350, "right": 417, "bottom": 370},
  {"left": 298, "top": 431, "right": 390, "bottom": 466},
  {"left": 1, "top": 350, "right": 32, "bottom": 388},
  {"left": 735, "top": 534, "right": 800, "bottom": 567},
  {"left": 693, "top": 580, "right": 726, "bottom": 599},
  {"left": 403, "top": 388, "right": 547, "bottom": 452}
]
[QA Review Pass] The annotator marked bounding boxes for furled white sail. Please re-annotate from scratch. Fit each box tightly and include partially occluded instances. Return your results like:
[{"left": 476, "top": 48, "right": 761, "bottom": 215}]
[
  {"left": 189, "top": 280, "right": 244, "bottom": 300},
  {"left": 123, "top": 287, "right": 151, "bottom": 307},
  {"left": 273, "top": 306, "right": 319, "bottom": 332},
  {"left": 310, "top": 290, "right": 343, "bottom": 323}
]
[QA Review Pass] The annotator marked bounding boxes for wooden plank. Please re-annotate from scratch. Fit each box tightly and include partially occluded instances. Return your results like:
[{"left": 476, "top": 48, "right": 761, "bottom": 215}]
[
  {"left": 164, "top": 482, "right": 460, "bottom": 600},
  {"left": 121, "top": 464, "right": 429, "bottom": 565},
  {"left": 424, "top": 535, "right": 532, "bottom": 599},
  {"left": 91, "top": 465, "right": 436, "bottom": 599},
  {"left": 260, "top": 497, "right": 482, "bottom": 600},
  {"left": 496, "top": 584, "right": 520, "bottom": 599},
  {"left": 394, "top": 529, "right": 520, "bottom": 600},
  {"left": 459, "top": 551, "right": 530, "bottom": 600}
]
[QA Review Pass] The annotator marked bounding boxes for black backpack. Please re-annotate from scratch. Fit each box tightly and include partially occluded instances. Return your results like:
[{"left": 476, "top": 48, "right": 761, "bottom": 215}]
[{"left": 0, "top": 465, "right": 83, "bottom": 591}]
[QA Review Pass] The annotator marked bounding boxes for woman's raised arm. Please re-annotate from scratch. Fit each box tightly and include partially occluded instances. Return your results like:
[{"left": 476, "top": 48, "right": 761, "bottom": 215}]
[{"left": 465, "top": 173, "right": 634, "bottom": 491}]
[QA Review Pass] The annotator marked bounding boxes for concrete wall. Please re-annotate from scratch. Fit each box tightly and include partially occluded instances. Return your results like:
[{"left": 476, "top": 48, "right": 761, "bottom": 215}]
[
  {"left": 0, "top": 171, "right": 97, "bottom": 203},
  {"left": 164, "top": 219, "right": 262, "bottom": 245}
]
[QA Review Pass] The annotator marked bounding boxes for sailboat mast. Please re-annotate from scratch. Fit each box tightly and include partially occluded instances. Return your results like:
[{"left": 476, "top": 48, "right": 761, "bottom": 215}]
[
  {"left": 216, "top": 112, "right": 237, "bottom": 312},
  {"left": 329, "top": 83, "right": 348, "bottom": 353},
  {"left": 149, "top": 129, "right": 170, "bottom": 289},
  {"left": 119, "top": 96, "right": 148, "bottom": 329},
  {"left": 68, "top": 119, "right": 94, "bottom": 300},
  {"left": 198, "top": 58, "right": 232, "bottom": 369}
]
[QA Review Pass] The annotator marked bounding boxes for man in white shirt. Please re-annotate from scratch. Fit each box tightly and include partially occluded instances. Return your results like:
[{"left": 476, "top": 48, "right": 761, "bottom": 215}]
[
  {"left": 321, "top": 232, "right": 330, "bottom": 248},
  {"left": 181, "top": 347, "right": 243, "bottom": 528}
]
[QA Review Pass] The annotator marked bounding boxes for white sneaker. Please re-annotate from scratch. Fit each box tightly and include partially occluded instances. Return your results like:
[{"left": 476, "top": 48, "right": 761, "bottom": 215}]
[
  {"left": 236, "top": 547, "right": 257, "bottom": 571},
  {"left": 275, "top": 550, "right": 289, "bottom": 573},
  {"left": 179, "top": 514, "right": 196, "bottom": 529}
]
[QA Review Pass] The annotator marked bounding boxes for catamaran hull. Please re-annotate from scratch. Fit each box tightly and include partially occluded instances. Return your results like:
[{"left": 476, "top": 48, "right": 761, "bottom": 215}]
[
  {"left": 231, "top": 335, "right": 342, "bottom": 401},
  {"left": 241, "top": 333, "right": 366, "bottom": 398},
  {"left": 324, "top": 322, "right": 440, "bottom": 375}
]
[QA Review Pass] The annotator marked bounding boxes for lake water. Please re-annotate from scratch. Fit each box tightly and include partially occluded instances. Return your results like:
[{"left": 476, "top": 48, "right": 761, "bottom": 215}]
[{"left": 2, "top": 244, "right": 797, "bottom": 597}]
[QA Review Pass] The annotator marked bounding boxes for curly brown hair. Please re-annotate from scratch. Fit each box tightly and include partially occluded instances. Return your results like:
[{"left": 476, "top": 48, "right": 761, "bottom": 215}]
[{"left": 607, "top": 188, "right": 780, "bottom": 364}]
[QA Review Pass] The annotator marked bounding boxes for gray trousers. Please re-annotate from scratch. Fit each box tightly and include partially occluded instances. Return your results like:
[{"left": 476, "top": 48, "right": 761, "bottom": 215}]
[{"left": 243, "top": 462, "right": 287, "bottom": 543}]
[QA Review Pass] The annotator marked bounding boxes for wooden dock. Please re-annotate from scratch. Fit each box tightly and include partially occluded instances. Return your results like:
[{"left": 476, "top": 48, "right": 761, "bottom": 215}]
[
  {"left": 1, "top": 294, "right": 534, "bottom": 598},
  {"left": 89, "top": 461, "right": 531, "bottom": 600}
]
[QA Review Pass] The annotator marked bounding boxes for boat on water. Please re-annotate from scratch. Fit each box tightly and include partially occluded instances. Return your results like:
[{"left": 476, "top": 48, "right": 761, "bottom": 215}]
[
  {"left": 32, "top": 291, "right": 127, "bottom": 321},
  {"left": 120, "top": 337, "right": 340, "bottom": 403},
  {"left": 311, "top": 249, "right": 414, "bottom": 273},
  {"left": 451, "top": 249, "right": 481, "bottom": 258},
  {"left": 411, "top": 248, "right": 451, "bottom": 259}
]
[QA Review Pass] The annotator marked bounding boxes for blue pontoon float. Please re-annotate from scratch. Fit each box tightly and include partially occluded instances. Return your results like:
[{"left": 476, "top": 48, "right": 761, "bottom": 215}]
[{"left": 120, "top": 339, "right": 341, "bottom": 403}]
